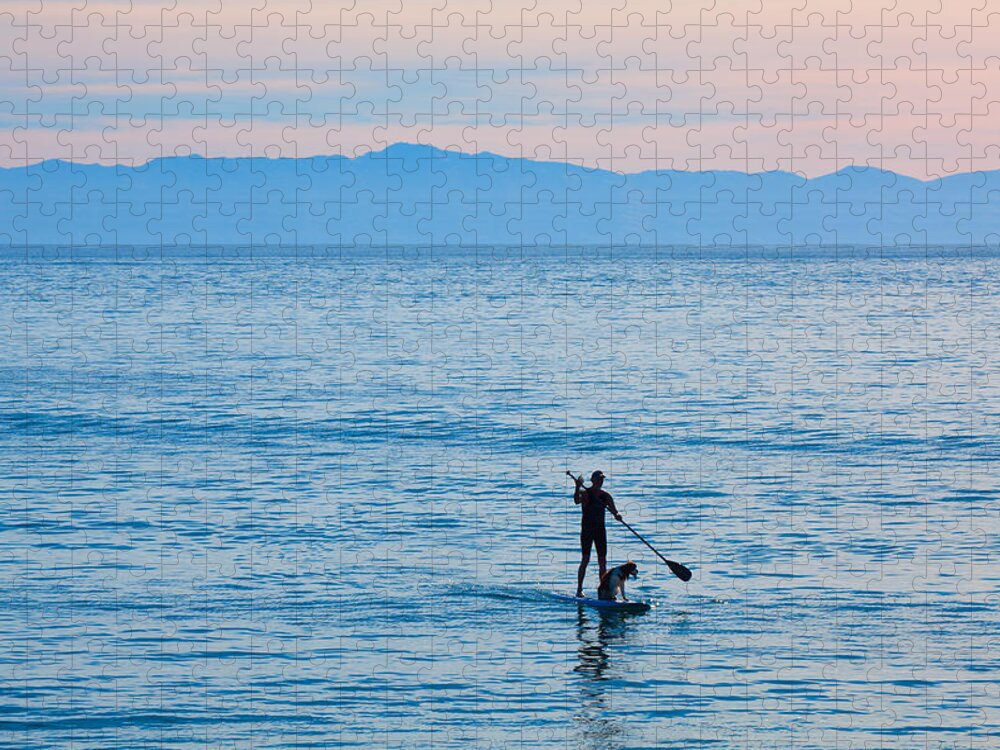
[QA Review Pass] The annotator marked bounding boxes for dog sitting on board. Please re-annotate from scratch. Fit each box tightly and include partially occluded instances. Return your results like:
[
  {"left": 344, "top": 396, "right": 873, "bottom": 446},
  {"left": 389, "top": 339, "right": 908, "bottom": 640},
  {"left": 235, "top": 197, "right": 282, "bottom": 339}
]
[{"left": 597, "top": 561, "right": 638, "bottom": 601}]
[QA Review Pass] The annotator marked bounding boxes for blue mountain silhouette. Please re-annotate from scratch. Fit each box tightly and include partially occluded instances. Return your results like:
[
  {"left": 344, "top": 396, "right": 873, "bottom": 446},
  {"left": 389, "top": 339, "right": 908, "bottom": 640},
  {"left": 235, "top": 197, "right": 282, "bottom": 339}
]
[{"left": 1, "top": 144, "right": 997, "bottom": 245}]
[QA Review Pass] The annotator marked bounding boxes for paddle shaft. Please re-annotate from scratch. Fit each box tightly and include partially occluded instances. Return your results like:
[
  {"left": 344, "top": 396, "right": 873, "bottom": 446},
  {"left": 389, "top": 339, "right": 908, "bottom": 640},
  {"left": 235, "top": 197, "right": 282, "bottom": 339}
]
[
  {"left": 618, "top": 518, "right": 668, "bottom": 565},
  {"left": 617, "top": 517, "right": 693, "bottom": 581}
]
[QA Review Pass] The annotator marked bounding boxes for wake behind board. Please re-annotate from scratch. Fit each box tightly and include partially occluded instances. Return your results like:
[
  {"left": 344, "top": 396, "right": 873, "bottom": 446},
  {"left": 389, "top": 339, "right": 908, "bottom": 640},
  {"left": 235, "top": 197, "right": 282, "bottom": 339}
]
[{"left": 549, "top": 592, "right": 652, "bottom": 613}]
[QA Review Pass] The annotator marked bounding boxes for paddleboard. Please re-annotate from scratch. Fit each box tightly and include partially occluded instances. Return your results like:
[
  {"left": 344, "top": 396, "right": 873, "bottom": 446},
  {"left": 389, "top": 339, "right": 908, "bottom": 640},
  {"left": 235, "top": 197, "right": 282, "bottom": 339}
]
[{"left": 548, "top": 592, "right": 652, "bottom": 612}]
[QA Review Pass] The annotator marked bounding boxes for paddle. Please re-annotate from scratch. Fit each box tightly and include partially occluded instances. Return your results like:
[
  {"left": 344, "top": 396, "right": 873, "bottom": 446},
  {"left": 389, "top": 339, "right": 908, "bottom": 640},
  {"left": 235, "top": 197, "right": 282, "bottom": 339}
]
[
  {"left": 566, "top": 471, "right": 693, "bottom": 582},
  {"left": 616, "top": 517, "right": 692, "bottom": 582}
]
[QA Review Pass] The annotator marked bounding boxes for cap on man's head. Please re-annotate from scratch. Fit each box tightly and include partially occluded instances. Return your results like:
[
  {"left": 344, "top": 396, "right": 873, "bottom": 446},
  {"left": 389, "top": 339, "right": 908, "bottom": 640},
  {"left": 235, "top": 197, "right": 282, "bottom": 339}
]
[{"left": 591, "top": 470, "right": 605, "bottom": 481}]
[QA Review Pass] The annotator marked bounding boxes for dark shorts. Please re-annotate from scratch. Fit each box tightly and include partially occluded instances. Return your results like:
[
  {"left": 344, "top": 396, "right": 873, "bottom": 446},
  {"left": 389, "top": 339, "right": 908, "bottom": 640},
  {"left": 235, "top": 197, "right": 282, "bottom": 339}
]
[{"left": 580, "top": 525, "right": 607, "bottom": 559}]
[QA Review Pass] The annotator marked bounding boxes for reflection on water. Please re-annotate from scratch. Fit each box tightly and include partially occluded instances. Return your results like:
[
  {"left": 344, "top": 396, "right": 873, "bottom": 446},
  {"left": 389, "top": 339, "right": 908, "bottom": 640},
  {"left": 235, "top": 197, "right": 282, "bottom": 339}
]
[{"left": 573, "top": 606, "right": 645, "bottom": 749}]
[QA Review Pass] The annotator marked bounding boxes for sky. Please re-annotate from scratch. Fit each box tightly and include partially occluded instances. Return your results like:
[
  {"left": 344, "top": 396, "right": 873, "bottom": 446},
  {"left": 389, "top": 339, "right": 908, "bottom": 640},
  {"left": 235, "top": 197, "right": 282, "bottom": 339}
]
[{"left": 1, "top": 0, "right": 998, "bottom": 178}]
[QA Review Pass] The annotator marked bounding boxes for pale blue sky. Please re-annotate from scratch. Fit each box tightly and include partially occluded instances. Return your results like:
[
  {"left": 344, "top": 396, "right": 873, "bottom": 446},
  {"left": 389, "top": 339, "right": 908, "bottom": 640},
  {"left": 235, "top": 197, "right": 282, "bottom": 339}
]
[{"left": 1, "top": 0, "right": 996, "bottom": 178}]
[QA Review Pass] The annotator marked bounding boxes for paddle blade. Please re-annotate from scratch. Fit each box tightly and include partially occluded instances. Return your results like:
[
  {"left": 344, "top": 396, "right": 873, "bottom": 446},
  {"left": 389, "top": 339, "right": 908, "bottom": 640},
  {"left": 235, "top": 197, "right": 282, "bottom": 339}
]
[{"left": 667, "top": 560, "right": 693, "bottom": 582}]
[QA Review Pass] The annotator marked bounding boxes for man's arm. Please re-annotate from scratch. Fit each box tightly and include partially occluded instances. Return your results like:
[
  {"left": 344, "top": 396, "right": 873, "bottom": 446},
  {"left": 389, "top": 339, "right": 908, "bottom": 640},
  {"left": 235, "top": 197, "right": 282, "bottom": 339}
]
[{"left": 604, "top": 492, "right": 622, "bottom": 521}]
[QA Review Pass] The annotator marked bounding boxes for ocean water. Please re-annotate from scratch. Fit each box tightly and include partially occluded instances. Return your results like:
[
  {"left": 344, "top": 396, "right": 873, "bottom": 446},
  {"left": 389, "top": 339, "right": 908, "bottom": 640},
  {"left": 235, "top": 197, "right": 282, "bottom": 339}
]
[{"left": 1, "top": 245, "right": 999, "bottom": 749}]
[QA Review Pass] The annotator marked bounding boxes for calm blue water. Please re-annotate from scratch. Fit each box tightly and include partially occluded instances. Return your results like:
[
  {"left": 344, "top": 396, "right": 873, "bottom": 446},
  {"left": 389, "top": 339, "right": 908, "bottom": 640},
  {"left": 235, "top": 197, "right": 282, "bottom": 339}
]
[{"left": 2, "top": 245, "right": 999, "bottom": 749}]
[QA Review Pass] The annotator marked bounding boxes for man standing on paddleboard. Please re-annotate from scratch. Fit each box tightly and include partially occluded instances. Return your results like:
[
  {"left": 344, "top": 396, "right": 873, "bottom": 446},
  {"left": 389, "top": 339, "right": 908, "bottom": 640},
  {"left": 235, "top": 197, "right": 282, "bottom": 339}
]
[{"left": 573, "top": 470, "right": 623, "bottom": 598}]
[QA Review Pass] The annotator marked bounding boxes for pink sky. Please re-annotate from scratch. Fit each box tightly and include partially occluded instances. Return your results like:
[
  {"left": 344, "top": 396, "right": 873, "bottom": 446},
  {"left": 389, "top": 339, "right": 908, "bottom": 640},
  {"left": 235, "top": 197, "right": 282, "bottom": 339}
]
[{"left": 1, "top": 0, "right": 998, "bottom": 178}]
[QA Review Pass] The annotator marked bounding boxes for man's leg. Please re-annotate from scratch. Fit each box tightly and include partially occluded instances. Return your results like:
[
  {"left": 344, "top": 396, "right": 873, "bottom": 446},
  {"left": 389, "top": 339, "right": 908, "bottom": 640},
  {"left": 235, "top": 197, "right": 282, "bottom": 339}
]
[
  {"left": 577, "top": 530, "right": 591, "bottom": 597},
  {"left": 596, "top": 527, "right": 608, "bottom": 581}
]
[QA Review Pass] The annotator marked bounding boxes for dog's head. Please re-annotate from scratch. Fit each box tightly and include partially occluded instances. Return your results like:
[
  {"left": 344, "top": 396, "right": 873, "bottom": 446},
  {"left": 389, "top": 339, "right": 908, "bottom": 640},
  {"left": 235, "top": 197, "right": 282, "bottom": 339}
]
[{"left": 622, "top": 561, "right": 638, "bottom": 579}]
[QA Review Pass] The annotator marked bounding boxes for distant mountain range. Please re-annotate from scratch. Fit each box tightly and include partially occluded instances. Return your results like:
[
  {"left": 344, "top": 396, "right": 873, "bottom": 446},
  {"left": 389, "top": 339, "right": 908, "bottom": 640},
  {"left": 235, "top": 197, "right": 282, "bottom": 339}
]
[{"left": 1, "top": 144, "right": 998, "bottom": 246}]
